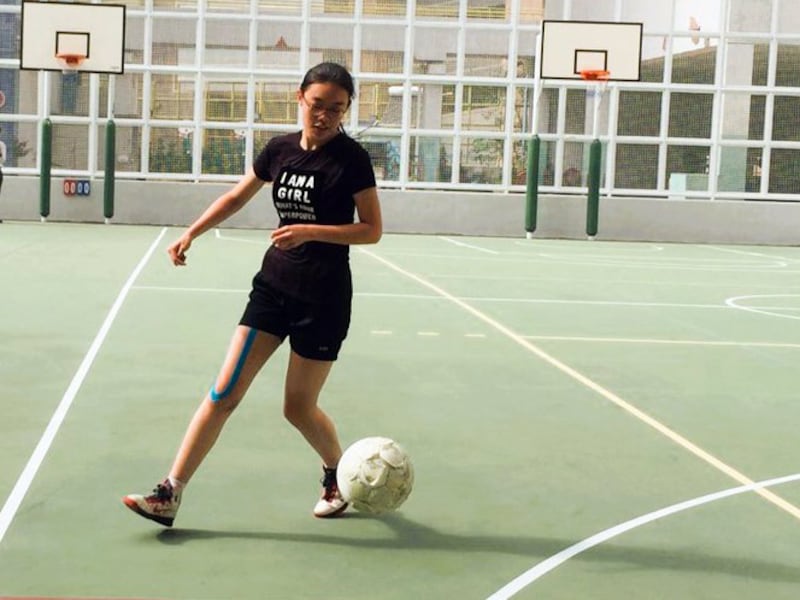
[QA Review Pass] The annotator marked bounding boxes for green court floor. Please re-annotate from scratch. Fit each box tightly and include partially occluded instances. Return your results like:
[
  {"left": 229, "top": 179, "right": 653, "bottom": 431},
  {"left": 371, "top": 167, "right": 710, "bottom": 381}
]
[{"left": 2, "top": 222, "right": 800, "bottom": 599}]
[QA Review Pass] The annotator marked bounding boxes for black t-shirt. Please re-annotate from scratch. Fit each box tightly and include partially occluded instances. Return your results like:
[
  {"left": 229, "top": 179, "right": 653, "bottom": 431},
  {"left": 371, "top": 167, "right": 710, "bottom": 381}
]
[{"left": 252, "top": 131, "right": 376, "bottom": 302}]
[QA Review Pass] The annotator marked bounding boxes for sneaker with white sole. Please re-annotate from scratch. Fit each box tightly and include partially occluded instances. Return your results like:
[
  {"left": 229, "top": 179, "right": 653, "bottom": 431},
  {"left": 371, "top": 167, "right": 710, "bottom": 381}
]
[
  {"left": 313, "top": 466, "right": 348, "bottom": 518},
  {"left": 123, "top": 479, "right": 181, "bottom": 527}
]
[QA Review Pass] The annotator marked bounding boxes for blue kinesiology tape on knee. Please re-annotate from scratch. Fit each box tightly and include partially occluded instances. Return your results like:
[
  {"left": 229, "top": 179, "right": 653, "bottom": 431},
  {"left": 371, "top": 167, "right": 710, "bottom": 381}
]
[{"left": 210, "top": 327, "right": 258, "bottom": 402}]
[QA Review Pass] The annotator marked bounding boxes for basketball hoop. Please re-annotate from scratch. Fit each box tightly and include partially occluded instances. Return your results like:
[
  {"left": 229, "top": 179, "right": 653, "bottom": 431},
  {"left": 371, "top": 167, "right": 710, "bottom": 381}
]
[
  {"left": 579, "top": 69, "right": 610, "bottom": 81},
  {"left": 580, "top": 69, "right": 611, "bottom": 104},
  {"left": 56, "top": 53, "right": 86, "bottom": 73}
]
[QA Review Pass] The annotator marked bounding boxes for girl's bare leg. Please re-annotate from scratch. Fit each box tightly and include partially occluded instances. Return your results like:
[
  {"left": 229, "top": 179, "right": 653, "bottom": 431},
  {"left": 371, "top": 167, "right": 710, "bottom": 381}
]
[
  {"left": 169, "top": 326, "right": 283, "bottom": 484},
  {"left": 282, "top": 350, "right": 341, "bottom": 468}
]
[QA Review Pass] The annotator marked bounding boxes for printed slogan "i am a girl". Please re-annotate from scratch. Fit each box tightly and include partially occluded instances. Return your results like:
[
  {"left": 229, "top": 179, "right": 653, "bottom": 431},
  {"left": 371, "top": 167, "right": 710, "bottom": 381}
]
[{"left": 274, "top": 169, "right": 318, "bottom": 222}]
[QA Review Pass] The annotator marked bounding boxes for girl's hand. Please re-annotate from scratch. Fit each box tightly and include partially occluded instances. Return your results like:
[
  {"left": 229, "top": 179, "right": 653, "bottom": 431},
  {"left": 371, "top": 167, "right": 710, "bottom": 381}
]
[
  {"left": 167, "top": 233, "right": 193, "bottom": 266},
  {"left": 271, "top": 225, "right": 310, "bottom": 250}
]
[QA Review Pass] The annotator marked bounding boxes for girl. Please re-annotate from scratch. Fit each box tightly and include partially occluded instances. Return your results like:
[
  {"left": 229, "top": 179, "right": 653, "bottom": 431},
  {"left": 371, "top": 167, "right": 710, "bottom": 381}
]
[{"left": 123, "top": 62, "right": 382, "bottom": 525}]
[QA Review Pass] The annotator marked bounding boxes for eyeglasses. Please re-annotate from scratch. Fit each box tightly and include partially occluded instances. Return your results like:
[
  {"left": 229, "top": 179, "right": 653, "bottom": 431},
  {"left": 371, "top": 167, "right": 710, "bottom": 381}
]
[{"left": 301, "top": 94, "right": 347, "bottom": 118}]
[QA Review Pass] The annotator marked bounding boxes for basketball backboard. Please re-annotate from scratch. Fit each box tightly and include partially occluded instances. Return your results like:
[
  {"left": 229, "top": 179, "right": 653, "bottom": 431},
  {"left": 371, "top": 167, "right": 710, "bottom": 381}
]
[
  {"left": 20, "top": 1, "right": 126, "bottom": 74},
  {"left": 540, "top": 20, "right": 643, "bottom": 82}
]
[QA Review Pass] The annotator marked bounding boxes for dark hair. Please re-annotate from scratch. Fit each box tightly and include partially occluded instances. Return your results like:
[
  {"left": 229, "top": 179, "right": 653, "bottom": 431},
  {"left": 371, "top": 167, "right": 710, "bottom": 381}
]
[{"left": 300, "top": 62, "right": 355, "bottom": 105}]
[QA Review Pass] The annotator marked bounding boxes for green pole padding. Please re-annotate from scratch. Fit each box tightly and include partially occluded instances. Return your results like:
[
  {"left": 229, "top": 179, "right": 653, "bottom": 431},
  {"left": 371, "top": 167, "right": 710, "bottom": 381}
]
[
  {"left": 40, "top": 118, "right": 52, "bottom": 220},
  {"left": 104, "top": 120, "right": 116, "bottom": 220},
  {"left": 586, "top": 139, "right": 602, "bottom": 237},
  {"left": 524, "top": 135, "right": 540, "bottom": 234}
]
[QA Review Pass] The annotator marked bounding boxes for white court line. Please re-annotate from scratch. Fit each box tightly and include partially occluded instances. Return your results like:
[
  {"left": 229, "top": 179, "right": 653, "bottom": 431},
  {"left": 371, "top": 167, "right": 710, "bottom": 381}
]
[
  {"left": 525, "top": 334, "right": 800, "bottom": 349},
  {"left": 707, "top": 244, "right": 798, "bottom": 264},
  {"left": 133, "top": 287, "right": 728, "bottom": 311},
  {"left": 355, "top": 291, "right": 724, "bottom": 310},
  {"left": 438, "top": 236, "right": 500, "bottom": 254},
  {"left": 462, "top": 297, "right": 722, "bottom": 309},
  {"left": 727, "top": 294, "right": 800, "bottom": 321},
  {"left": 130, "top": 287, "right": 800, "bottom": 345},
  {"left": 533, "top": 252, "right": 771, "bottom": 265},
  {"left": 214, "top": 228, "right": 268, "bottom": 245},
  {"left": 365, "top": 250, "right": 800, "bottom": 272},
  {"left": 515, "top": 240, "right": 666, "bottom": 253},
  {"left": 131, "top": 287, "right": 800, "bottom": 345},
  {"left": 487, "top": 472, "right": 800, "bottom": 599},
  {"left": 0, "top": 227, "right": 168, "bottom": 545},
  {"left": 530, "top": 257, "right": 788, "bottom": 271},
  {"left": 134, "top": 285, "right": 250, "bottom": 294},
  {"left": 427, "top": 272, "right": 800, "bottom": 289},
  {"left": 358, "top": 247, "right": 800, "bottom": 521}
]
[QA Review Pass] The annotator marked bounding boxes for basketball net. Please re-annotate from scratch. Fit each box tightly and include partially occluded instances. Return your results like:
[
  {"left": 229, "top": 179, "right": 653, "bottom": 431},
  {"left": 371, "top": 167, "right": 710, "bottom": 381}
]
[
  {"left": 580, "top": 70, "right": 611, "bottom": 140},
  {"left": 55, "top": 53, "right": 86, "bottom": 74},
  {"left": 580, "top": 69, "right": 610, "bottom": 94}
]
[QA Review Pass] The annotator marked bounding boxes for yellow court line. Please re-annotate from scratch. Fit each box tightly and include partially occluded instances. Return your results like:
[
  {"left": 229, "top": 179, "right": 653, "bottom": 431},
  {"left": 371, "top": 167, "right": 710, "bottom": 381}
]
[{"left": 360, "top": 247, "right": 800, "bottom": 522}]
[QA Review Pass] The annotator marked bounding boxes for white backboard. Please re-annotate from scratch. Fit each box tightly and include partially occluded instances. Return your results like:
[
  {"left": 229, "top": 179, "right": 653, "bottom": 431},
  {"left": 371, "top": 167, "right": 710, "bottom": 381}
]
[
  {"left": 540, "top": 20, "right": 643, "bottom": 82},
  {"left": 20, "top": 1, "right": 126, "bottom": 74}
]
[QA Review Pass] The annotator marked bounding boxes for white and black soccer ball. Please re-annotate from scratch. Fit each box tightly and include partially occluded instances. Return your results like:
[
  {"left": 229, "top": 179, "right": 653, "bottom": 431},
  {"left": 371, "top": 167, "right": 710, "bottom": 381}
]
[{"left": 336, "top": 436, "right": 414, "bottom": 514}]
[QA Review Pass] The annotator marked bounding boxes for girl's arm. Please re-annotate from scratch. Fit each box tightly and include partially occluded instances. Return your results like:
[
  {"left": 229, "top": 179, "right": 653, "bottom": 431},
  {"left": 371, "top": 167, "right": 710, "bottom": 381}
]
[{"left": 168, "top": 167, "right": 266, "bottom": 265}]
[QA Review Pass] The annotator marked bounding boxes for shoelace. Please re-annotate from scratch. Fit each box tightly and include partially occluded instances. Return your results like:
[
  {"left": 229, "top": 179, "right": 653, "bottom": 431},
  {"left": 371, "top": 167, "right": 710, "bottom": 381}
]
[
  {"left": 320, "top": 468, "right": 338, "bottom": 500},
  {"left": 152, "top": 482, "right": 173, "bottom": 501}
]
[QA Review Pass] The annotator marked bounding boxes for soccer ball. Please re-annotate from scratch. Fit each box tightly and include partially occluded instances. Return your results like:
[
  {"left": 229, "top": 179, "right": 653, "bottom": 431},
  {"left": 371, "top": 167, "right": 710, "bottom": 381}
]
[{"left": 336, "top": 437, "right": 414, "bottom": 514}]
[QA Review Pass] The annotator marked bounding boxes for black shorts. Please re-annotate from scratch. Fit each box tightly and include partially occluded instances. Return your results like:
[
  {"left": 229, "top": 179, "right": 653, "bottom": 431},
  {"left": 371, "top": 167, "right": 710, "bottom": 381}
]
[{"left": 239, "top": 272, "right": 351, "bottom": 361}]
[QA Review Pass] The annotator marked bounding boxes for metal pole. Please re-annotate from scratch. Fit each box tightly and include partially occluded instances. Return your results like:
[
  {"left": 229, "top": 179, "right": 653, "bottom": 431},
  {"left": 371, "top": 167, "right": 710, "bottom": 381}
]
[
  {"left": 586, "top": 139, "right": 602, "bottom": 238},
  {"left": 586, "top": 83, "right": 603, "bottom": 238},
  {"left": 104, "top": 75, "right": 116, "bottom": 223},
  {"left": 525, "top": 135, "right": 540, "bottom": 236},
  {"left": 39, "top": 118, "right": 52, "bottom": 221},
  {"left": 524, "top": 33, "right": 543, "bottom": 238},
  {"left": 104, "top": 120, "right": 116, "bottom": 221}
]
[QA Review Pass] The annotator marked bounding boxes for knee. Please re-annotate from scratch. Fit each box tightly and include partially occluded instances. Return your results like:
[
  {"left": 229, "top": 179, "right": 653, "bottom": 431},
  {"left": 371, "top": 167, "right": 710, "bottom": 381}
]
[
  {"left": 209, "top": 374, "right": 244, "bottom": 413},
  {"left": 283, "top": 393, "right": 313, "bottom": 428},
  {"left": 208, "top": 394, "right": 241, "bottom": 415}
]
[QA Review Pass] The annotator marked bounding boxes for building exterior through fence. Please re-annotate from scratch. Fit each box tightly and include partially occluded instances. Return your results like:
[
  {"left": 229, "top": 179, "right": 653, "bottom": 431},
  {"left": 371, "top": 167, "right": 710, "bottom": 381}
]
[{"left": 0, "top": 0, "right": 799, "bottom": 202}]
